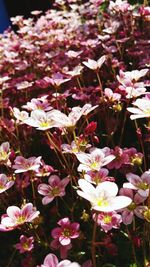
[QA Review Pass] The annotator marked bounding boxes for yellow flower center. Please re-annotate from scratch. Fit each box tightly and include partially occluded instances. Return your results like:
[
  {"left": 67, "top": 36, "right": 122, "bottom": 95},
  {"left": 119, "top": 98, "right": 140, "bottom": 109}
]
[
  {"left": 97, "top": 198, "right": 108, "bottom": 207},
  {"left": 128, "top": 202, "right": 136, "bottom": 211},
  {"left": 16, "top": 216, "right": 26, "bottom": 224},
  {"left": 0, "top": 151, "right": 8, "bottom": 161},
  {"left": 39, "top": 121, "right": 50, "bottom": 128},
  {"left": 22, "top": 242, "right": 29, "bottom": 250},
  {"left": 138, "top": 182, "right": 149, "bottom": 190},
  {"left": 90, "top": 161, "right": 99, "bottom": 169},
  {"left": 103, "top": 215, "right": 112, "bottom": 224},
  {"left": 51, "top": 187, "right": 60, "bottom": 196}
]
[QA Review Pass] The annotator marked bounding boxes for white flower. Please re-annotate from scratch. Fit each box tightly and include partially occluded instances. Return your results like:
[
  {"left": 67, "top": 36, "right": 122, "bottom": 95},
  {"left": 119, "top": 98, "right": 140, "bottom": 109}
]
[
  {"left": 77, "top": 179, "right": 132, "bottom": 212},
  {"left": 82, "top": 55, "right": 106, "bottom": 70},
  {"left": 127, "top": 98, "right": 150, "bottom": 120}
]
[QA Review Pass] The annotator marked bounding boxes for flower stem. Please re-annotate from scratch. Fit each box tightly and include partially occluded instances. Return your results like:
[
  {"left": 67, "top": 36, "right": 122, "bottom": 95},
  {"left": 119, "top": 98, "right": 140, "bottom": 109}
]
[{"left": 91, "top": 214, "right": 98, "bottom": 267}]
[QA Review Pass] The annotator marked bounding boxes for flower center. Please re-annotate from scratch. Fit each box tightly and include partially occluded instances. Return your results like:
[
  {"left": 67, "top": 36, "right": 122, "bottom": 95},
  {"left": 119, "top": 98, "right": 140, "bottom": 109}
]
[
  {"left": 144, "top": 108, "right": 150, "bottom": 115},
  {"left": 128, "top": 202, "right": 136, "bottom": 211},
  {"left": 39, "top": 121, "right": 50, "bottom": 128},
  {"left": 16, "top": 216, "right": 26, "bottom": 224},
  {"left": 22, "top": 242, "right": 29, "bottom": 250},
  {"left": 0, "top": 151, "right": 8, "bottom": 161},
  {"left": 103, "top": 215, "right": 112, "bottom": 224},
  {"left": 90, "top": 161, "right": 99, "bottom": 169},
  {"left": 62, "top": 228, "right": 71, "bottom": 237},
  {"left": 51, "top": 187, "right": 60, "bottom": 196},
  {"left": 97, "top": 197, "right": 108, "bottom": 207},
  {"left": 138, "top": 182, "right": 149, "bottom": 190}
]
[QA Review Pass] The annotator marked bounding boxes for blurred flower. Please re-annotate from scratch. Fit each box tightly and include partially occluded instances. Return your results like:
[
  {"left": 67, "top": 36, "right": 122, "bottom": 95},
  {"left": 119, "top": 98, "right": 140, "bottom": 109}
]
[
  {"left": 37, "top": 253, "right": 80, "bottom": 267},
  {"left": 127, "top": 98, "right": 150, "bottom": 120},
  {"left": 93, "top": 211, "right": 122, "bottom": 232},
  {"left": 15, "top": 235, "right": 34, "bottom": 253},
  {"left": 0, "top": 142, "right": 10, "bottom": 163},
  {"left": 77, "top": 179, "right": 132, "bottom": 212},
  {"left": 82, "top": 55, "right": 106, "bottom": 71},
  {"left": 0, "top": 174, "right": 14, "bottom": 193}
]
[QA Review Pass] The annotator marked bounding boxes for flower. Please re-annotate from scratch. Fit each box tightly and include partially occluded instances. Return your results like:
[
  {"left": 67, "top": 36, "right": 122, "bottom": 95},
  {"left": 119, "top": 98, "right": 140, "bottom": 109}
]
[
  {"left": 22, "top": 96, "right": 52, "bottom": 112},
  {"left": 77, "top": 179, "right": 132, "bottom": 212},
  {"left": 13, "top": 156, "right": 42, "bottom": 173},
  {"left": 0, "top": 203, "right": 40, "bottom": 230},
  {"left": 0, "top": 142, "right": 10, "bottom": 163},
  {"left": 123, "top": 170, "right": 150, "bottom": 197},
  {"left": 51, "top": 217, "right": 80, "bottom": 246},
  {"left": 93, "top": 211, "right": 122, "bottom": 232},
  {"left": 0, "top": 174, "right": 14, "bottom": 193},
  {"left": 37, "top": 253, "right": 80, "bottom": 267},
  {"left": 15, "top": 235, "right": 34, "bottom": 253},
  {"left": 82, "top": 55, "right": 106, "bottom": 70},
  {"left": 127, "top": 98, "right": 150, "bottom": 120},
  {"left": 119, "top": 188, "right": 147, "bottom": 225},
  {"left": 84, "top": 168, "right": 111, "bottom": 185},
  {"left": 38, "top": 175, "right": 70, "bottom": 205},
  {"left": 13, "top": 107, "right": 29, "bottom": 123},
  {"left": 24, "top": 110, "right": 64, "bottom": 130},
  {"left": 76, "top": 147, "right": 115, "bottom": 172}
]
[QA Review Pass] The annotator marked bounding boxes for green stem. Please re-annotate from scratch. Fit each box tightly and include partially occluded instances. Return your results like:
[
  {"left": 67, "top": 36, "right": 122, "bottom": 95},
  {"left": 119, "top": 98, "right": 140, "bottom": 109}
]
[{"left": 91, "top": 214, "right": 98, "bottom": 267}]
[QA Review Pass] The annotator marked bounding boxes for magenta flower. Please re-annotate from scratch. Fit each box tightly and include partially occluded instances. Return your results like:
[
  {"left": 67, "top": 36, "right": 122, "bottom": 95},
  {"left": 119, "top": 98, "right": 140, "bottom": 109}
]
[
  {"left": 0, "top": 203, "right": 40, "bottom": 230},
  {"left": 107, "top": 146, "right": 129, "bottom": 169},
  {"left": 38, "top": 175, "right": 70, "bottom": 205},
  {"left": 50, "top": 238, "right": 72, "bottom": 259},
  {"left": 51, "top": 217, "right": 80, "bottom": 246},
  {"left": 13, "top": 156, "right": 42, "bottom": 173},
  {"left": 123, "top": 170, "right": 150, "bottom": 197},
  {"left": 0, "top": 174, "right": 14, "bottom": 193},
  {"left": 15, "top": 235, "right": 34, "bottom": 253},
  {"left": 37, "top": 253, "right": 80, "bottom": 267},
  {"left": 93, "top": 211, "right": 122, "bottom": 232}
]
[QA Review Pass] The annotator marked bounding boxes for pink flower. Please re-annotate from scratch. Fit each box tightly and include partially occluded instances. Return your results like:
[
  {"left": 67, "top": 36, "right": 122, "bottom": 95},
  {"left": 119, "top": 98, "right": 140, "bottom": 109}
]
[
  {"left": 120, "top": 188, "right": 147, "bottom": 225},
  {"left": 13, "top": 156, "right": 42, "bottom": 173},
  {"left": 22, "top": 96, "right": 52, "bottom": 112},
  {"left": 51, "top": 217, "right": 80, "bottom": 246},
  {"left": 107, "top": 146, "right": 129, "bottom": 169},
  {"left": 104, "top": 88, "right": 121, "bottom": 102},
  {"left": 13, "top": 107, "right": 29, "bottom": 123},
  {"left": 123, "top": 170, "right": 150, "bottom": 197},
  {"left": 37, "top": 253, "right": 80, "bottom": 267},
  {"left": 93, "top": 211, "right": 122, "bottom": 232},
  {"left": 38, "top": 175, "right": 70, "bottom": 205},
  {"left": 0, "top": 203, "right": 40, "bottom": 230},
  {"left": 77, "top": 179, "right": 132, "bottom": 212},
  {"left": 76, "top": 147, "right": 115, "bottom": 172},
  {"left": 84, "top": 168, "right": 112, "bottom": 185},
  {"left": 0, "top": 174, "right": 14, "bottom": 193},
  {"left": 15, "top": 235, "right": 34, "bottom": 253},
  {"left": 127, "top": 98, "right": 150, "bottom": 120}
]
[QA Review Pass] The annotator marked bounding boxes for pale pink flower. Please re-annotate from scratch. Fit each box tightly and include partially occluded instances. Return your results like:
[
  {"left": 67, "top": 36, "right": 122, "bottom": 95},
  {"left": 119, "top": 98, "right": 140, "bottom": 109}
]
[
  {"left": 13, "top": 107, "right": 29, "bottom": 123},
  {"left": 123, "top": 170, "right": 150, "bottom": 197},
  {"left": 44, "top": 73, "right": 70, "bottom": 87},
  {"left": 16, "top": 81, "right": 33, "bottom": 90},
  {"left": 66, "top": 66, "right": 83, "bottom": 77},
  {"left": 76, "top": 147, "right": 115, "bottom": 172},
  {"left": 93, "top": 211, "right": 122, "bottom": 232},
  {"left": 127, "top": 98, "right": 150, "bottom": 120},
  {"left": 65, "top": 50, "right": 82, "bottom": 58},
  {"left": 109, "top": 0, "right": 130, "bottom": 12},
  {"left": 0, "top": 142, "right": 10, "bottom": 163},
  {"left": 24, "top": 110, "right": 64, "bottom": 130},
  {"left": 0, "top": 174, "right": 14, "bottom": 193},
  {"left": 77, "top": 179, "right": 132, "bottom": 212},
  {"left": 37, "top": 253, "right": 80, "bottom": 267},
  {"left": 51, "top": 104, "right": 98, "bottom": 129},
  {"left": 0, "top": 203, "right": 40, "bottom": 230},
  {"left": 13, "top": 156, "right": 42, "bottom": 173},
  {"left": 120, "top": 188, "right": 147, "bottom": 225},
  {"left": 104, "top": 88, "right": 121, "bottom": 102},
  {"left": 38, "top": 175, "right": 69, "bottom": 205},
  {"left": 117, "top": 69, "right": 149, "bottom": 83},
  {"left": 82, "top": 55, "right": 106, "bottom": 71},
  {"left": 15, "top": 235, "right": 34, "bottom": 253},
  {"left": 84, "top": 168, "right": 110, "bottom": 185},
  {"left": 51, "top": 217, "right": 80, "bottom": 246},
  {"left": 61, "top": 140, "right": 91, "bottom": 155},
  {"left": 22, "top": 97, "right": 52, "bottom": 112}
]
